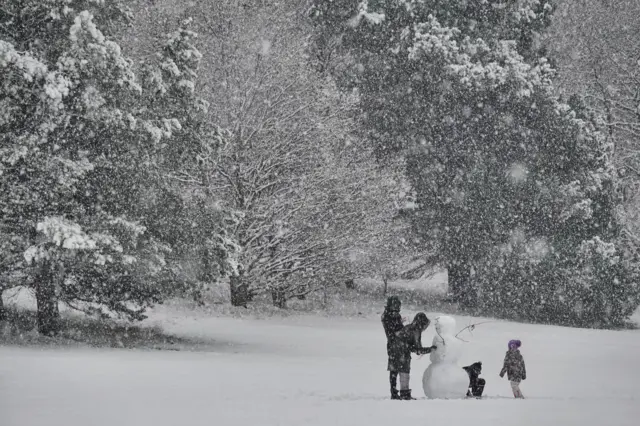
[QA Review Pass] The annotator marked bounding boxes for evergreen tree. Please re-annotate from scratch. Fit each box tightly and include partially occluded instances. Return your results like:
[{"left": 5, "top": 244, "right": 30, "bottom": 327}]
[
  {"left": 0, "top": 1, "right": 234, "bottom": 333},
  {"left": 311, "top": 0, "right": 638, "bottom": 325}
]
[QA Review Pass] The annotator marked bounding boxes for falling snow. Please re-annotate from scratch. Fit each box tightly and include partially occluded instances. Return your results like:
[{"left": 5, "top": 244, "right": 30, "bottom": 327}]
[{"left": 1, "top": 1, "right": 639, "bottom": 425}]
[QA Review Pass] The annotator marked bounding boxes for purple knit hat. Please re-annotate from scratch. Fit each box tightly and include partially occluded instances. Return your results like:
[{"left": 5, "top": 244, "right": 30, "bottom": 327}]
[{"left": 508, "top": 339, "right": 522, "bottom": 350}]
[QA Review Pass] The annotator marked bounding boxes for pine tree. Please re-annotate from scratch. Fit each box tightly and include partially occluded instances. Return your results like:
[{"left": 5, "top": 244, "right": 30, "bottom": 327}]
[
  {"left": 311, "top": 0, "right": 556, "bottom": 305},
  {"left": 0, "top": 1, "right": 234, "bottom": 333},
  {"left": 311, "top": 0, "right": 638, "bottom": 325}
]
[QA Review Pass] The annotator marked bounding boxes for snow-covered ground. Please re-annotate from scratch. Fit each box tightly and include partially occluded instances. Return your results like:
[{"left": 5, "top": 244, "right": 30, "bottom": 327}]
[{"left": 1, "top": 304, "right": 639, "bottom": 426}]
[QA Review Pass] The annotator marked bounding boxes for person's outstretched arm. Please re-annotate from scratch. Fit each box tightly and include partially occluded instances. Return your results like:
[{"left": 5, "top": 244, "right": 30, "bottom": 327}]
[{"left": 499, "top": 354, "right": 509, "bottom": 378}]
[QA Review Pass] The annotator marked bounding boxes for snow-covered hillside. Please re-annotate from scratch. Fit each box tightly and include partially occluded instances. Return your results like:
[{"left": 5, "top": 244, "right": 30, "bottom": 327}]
[{"left": 1, "top": 305, "right": 639, "bottom": 426}]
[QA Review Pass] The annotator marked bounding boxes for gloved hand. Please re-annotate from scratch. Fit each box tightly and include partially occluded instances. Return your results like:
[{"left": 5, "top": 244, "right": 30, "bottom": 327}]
[{"left": 418, "top": 345, "right": 437, "bottom": 355}]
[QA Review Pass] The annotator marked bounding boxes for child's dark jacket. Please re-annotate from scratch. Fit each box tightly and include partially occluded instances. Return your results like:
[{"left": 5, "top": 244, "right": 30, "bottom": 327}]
[
  {"left": 499, "top": 349, "right": 526, "bottom": 382},
  {"left": 387, "top": 321, "right": 431, "bottom": 373}
]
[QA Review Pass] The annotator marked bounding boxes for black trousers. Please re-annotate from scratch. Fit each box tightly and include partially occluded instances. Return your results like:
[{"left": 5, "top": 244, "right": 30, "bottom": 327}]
[{"left": 389, "top": 371, "right": 398, "bottom": 390}]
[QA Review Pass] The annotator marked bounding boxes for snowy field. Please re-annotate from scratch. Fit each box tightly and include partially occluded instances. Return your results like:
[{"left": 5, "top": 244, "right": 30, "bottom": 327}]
[{"left": 1, "top": 304, "right": 640, "bottom": 426}]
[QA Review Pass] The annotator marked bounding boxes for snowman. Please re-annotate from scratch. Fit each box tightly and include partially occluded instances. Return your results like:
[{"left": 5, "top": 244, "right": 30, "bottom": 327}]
[{"left": 422, "top": 315, "right": 469, "bottom": 399}]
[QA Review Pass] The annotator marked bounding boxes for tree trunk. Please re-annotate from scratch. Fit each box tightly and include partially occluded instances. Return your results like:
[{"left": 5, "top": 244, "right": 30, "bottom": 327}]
[
  {"left": 322, "top": 285, "right": 328, "bottom": 308},
  {"left": 36, "top": 262, "right": 60, "bottom": 336},
  {"left": 447, "top": 262, "right": 465, "bottom": 301},
  {"left": 382, "top": 276, "right": 389, "bottom": 296},
  {"left": 0, "top": 289, "right": 6, "bottom": 322},
  {"left": 200, "top": 246, "right": 216, "bottom": 283},
  {"left": 229, "top": 274, "right": 252, "bottom": 307},
  {"left": 271, "top": 289, "right": 287, "bottom": 309},
  {"left": 447, "top": 261, "right": 477, "bottom": 309}
]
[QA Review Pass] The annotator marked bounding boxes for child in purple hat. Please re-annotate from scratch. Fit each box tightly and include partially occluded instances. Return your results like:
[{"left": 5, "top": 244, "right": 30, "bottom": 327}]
[{"left": 499, "top": 339, "right": 526, "bottom": 398}]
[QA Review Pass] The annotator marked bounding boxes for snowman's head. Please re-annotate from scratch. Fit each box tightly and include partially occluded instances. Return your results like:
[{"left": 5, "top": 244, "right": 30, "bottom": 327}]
[{"left": 434, "top": 315, "right": 457, "bottom": 337}]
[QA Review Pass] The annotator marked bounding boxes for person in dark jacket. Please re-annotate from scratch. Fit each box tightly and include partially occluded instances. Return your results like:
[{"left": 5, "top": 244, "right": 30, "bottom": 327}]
[
  {"left": 499, "top": 339, "right": 526, "bottom": 398},
  {"left": 463, "top": 361, "right": 486, "bottom": 397},
  {"left": 381, "top": 296, "right": 405, "bottom": 399},
  {"left": 392, "top": 312, "right": 436, "bottom": 400}
]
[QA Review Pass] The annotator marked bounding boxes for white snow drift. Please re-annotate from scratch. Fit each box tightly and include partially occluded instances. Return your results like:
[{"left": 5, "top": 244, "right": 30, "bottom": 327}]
[{"left": 1, "top": 306, "right": 639, "bottom": 426}]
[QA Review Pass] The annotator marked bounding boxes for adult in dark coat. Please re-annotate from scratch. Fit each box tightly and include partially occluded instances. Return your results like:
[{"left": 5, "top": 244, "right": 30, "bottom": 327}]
[
  {"left": 393, "top": 312, "right": 436, "bottom": 400},
  {"left": 381, "top": 296, "right": 404, "bottom": 399},
  {"left": 463, "top": 361, "right": 486, "bottom": 397}
]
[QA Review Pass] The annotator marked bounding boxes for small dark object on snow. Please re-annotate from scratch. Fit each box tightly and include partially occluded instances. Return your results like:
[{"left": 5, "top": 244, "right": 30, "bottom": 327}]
[{"left": 463, "top": 361, "right": 486, "bottom": 397}]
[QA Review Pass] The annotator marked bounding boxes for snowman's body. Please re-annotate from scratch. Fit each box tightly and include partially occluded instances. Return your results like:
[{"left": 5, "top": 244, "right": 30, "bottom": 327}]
[{"left": 422, "top": 316, "right": 469, "bottom": 399}]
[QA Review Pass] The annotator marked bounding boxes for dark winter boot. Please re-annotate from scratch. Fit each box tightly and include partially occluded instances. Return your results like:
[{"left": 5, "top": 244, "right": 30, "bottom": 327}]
[
  {"left": 390, "top": 388, "right": 400, "bottom": 400},
  {"left": 399, "top": 389, "right": 415, "bottom": 400}
]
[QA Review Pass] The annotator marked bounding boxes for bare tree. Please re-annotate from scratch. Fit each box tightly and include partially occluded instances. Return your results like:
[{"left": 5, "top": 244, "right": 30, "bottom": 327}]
[
  {"left": 197, "top": 0, "right": 409, "bottom": 307},
  {"left": 547, "top": 0, "right": 640, "bottom": 266},
  {"left": 122, "top": 0, "right": 411, "bottom": 308},
  {"left": 548, "top": 1, "right": 640, "bottom": 187}
]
